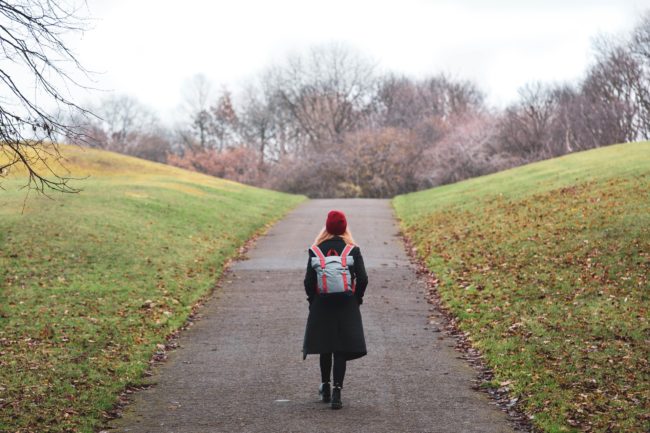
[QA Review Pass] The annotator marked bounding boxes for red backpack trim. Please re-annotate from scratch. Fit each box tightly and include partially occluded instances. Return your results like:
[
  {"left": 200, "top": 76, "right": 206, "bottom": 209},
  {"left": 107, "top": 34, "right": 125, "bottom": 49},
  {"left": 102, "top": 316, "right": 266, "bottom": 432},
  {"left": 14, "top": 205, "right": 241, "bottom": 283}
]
[
  {"left": 341, "top": 244, "right": 355, "bottom": 293},
  {"left": 310, "top": 245, "right": 328, "bottom": 294}
]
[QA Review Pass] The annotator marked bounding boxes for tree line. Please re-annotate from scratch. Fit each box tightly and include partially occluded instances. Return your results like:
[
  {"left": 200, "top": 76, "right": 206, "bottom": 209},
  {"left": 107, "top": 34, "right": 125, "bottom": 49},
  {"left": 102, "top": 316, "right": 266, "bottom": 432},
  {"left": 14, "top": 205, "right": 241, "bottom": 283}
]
[{"left": 67, "top": 14, "right": 650, "bottom": 198}]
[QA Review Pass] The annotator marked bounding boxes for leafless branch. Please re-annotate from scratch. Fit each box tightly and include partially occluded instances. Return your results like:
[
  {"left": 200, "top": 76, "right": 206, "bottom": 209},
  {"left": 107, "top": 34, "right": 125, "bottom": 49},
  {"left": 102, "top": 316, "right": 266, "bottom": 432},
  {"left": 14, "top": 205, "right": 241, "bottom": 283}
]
[{"left": 0, "top": 0, "right": 91, "bottom": 193}]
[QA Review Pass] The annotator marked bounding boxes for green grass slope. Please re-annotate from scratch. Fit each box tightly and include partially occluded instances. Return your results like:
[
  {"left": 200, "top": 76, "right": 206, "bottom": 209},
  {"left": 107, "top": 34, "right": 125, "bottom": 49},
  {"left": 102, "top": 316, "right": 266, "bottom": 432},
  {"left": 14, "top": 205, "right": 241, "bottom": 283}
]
[
  {"left": 394, "top": 142, "right": 649, "bottom": 432},
  {"left": 0, "top": 145, "right": 305, "bottom": 432}
]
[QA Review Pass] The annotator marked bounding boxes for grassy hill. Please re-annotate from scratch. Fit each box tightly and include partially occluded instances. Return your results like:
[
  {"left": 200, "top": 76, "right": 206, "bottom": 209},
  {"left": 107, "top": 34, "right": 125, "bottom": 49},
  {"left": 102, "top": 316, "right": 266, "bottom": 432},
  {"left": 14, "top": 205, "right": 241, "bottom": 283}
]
[
  {"left": 394, "top": 142, "right": 649, "bottom": 432},
  {"left": 0, "top": 145, "right": 305, "bottom": 432}
]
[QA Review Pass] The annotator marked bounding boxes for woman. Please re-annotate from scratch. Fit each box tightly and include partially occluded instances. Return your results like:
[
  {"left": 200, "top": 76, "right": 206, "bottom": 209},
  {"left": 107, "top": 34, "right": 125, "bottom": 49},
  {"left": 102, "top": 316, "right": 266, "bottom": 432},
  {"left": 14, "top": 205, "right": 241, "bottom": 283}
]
[{"left": 303, "top": 210, "right": 368, "bottom": 410}]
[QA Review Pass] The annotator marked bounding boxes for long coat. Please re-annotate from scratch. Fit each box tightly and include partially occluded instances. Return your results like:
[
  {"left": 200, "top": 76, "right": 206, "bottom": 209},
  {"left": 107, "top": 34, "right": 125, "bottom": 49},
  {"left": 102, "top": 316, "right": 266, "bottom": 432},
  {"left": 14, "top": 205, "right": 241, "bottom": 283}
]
[{"left": 302, "top": 236, "right": 368, "bottom": 360}]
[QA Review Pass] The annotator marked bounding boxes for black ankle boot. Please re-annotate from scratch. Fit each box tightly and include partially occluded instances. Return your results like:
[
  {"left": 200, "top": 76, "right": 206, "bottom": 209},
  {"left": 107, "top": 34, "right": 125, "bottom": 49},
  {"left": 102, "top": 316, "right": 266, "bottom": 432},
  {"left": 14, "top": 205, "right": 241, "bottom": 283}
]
[
  {"left": 331, "top": 386, "right": 342, "bottom": 409},
  {"left": 319, "top": 382, "right": 331, "bottom": 403}
]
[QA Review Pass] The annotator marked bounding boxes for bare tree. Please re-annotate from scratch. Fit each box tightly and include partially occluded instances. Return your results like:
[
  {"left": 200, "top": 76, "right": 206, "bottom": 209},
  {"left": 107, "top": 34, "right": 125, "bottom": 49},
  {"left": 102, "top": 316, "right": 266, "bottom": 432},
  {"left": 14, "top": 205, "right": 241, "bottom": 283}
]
[
  {"left": 239, "top": 82, "right": 277, "bottom": 167},
  {"left": 67, "top": 95, "right": 171, "bottom": 162},
  {"left": 629, "top": 13, "right": 650, "bottom": 138},
  {"left": 0, "top": 0, "right": 90, "bottom": 192},
  {"left": 496, "top": 82, "right": 558, "bottom": 160},
  {"left": 181, "top": 74, "right": 214, "bottom": 148},
  {"left": 631, "top": 11, "right": 650, "bottom": 62},
  {"left": 267, "top": 43, "right": 377, "bottom": 152},
  {"left": 375, "top": 74, "right": 424, "bottom": 129},
  {"left": 374, "top": 73, "right": 484, "bottom": 146},
  {"left": 546, "top": 84, "right": 582, "bottom": 154},
  {"left": 377, "top": 74, "right": 483, "bottom": 122},
  {"left": 581, "top": 43, "right": 641, "bottom": 146},
  {"left": 92, "top": 95, "right": 159, "bottom": 152},
  {"left": 419, "top": 75, "right": 485, "bottom": 120}
]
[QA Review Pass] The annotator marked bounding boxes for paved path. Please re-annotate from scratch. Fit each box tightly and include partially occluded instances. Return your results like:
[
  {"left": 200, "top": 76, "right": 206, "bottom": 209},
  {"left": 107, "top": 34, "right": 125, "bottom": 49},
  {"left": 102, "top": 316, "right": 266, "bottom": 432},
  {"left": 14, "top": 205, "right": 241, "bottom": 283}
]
[{"left": 110, "top": 199, "right": 515, "bottom": 433}]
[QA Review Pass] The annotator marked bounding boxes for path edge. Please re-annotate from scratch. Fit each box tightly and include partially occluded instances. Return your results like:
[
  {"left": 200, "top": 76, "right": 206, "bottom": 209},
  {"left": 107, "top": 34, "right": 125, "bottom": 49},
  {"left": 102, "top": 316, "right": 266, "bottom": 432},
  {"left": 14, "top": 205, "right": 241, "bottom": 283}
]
[
  {"left": 389, "top": 203, "right": 535, "bottom": 433},
  {"left": 97, "top": 198, "right": 308, "bottom": 431}
]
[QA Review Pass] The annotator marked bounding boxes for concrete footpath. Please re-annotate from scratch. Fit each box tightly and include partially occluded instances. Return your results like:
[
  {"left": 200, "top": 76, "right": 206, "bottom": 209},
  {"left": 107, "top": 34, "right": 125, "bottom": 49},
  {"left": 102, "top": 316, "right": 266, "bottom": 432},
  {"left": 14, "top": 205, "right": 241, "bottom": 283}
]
[{"left": 109, "top": 199, "right": 515, "bottom": 433}]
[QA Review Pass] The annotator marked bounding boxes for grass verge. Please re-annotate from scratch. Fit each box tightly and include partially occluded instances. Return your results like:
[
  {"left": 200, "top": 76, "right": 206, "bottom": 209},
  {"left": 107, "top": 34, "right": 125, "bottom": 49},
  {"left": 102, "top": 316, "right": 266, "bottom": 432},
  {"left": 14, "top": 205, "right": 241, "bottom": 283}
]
[
  {"left": 393, "top": 142, "right": 649, "bottom": 432},
  {"left": 0, "top": 145, "right": 305, "bottom": 432}
]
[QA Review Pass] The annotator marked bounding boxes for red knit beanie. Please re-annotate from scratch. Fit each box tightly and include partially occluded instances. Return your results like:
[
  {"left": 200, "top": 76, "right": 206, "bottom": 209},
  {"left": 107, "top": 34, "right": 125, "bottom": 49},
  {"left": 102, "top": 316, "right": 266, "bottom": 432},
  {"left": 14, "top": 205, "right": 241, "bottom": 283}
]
[{"left": 325, "top": 210, "right": 347, "bottom": 235}]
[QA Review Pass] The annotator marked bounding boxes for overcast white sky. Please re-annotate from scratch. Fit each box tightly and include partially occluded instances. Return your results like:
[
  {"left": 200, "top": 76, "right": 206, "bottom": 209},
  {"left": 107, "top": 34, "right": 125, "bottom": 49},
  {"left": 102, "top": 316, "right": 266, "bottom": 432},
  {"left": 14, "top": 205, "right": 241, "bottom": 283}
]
[{"left": 68, "top": 0, "right": 650, "bottom": 119}]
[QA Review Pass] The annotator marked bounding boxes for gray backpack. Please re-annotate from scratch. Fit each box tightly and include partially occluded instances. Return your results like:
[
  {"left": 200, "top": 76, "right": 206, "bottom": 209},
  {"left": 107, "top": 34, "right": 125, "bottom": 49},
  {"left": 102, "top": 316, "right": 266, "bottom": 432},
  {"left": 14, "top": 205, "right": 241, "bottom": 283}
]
[{"left": 310, "top": 244, "right": 356, "bottom": 295}]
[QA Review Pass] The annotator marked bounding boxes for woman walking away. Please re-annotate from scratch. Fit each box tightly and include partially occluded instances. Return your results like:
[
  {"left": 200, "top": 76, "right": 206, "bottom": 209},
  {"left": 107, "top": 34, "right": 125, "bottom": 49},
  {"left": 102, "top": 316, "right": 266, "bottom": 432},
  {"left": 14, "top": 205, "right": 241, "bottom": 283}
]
[{"left": 303, "top": 210, "right": 368, "bottom": 410}]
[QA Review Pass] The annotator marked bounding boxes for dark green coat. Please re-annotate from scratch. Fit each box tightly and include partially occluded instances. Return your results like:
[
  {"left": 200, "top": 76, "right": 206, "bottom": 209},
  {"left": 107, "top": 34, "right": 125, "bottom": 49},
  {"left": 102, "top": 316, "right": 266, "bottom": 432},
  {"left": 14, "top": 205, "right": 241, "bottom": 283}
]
[{"left": 302, "top": 237, "right": 368, "bottom": 360}]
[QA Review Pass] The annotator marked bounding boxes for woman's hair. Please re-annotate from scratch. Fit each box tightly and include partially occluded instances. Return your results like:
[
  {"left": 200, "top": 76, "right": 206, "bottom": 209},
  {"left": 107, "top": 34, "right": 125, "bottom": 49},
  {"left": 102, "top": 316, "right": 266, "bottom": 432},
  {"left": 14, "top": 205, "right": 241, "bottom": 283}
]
[{"left": 313, "top": 226, "right": 356, "bottom": 246}]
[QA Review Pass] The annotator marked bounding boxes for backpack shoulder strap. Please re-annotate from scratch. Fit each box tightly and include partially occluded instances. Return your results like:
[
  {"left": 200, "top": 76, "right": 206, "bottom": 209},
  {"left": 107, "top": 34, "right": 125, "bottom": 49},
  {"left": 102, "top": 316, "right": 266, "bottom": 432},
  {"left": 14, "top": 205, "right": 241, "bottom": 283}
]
[
  {"left": 310, "top": 245, "right": 328, "bottom": 294},
  {"left": 310, "top": 245, "right": 326, "bottom": 268},
  {"left": 341, "top": 244, "right": 355, "bottom": 268}
]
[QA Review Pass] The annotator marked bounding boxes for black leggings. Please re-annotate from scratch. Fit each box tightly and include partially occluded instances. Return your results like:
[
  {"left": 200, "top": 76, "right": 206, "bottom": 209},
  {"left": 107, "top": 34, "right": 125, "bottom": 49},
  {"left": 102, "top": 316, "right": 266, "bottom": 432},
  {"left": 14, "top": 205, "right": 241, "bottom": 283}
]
[{"left": 320, "top": 352, "right": 347, "bottom": 387}]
